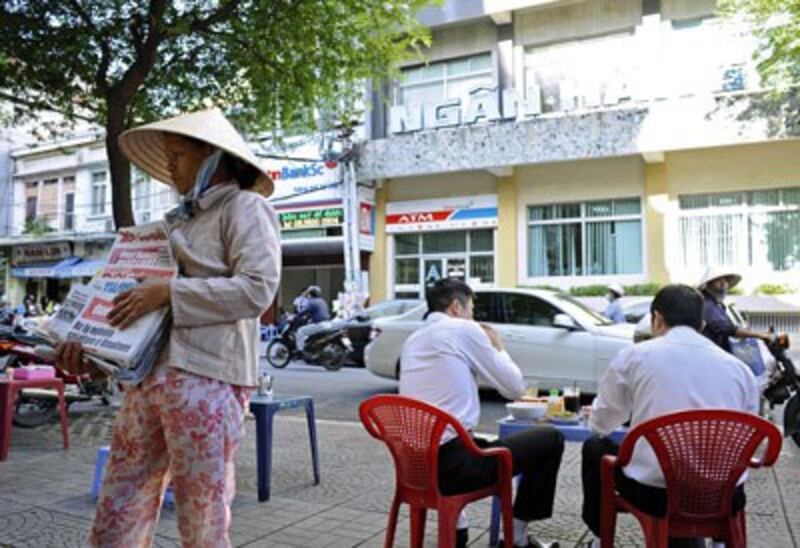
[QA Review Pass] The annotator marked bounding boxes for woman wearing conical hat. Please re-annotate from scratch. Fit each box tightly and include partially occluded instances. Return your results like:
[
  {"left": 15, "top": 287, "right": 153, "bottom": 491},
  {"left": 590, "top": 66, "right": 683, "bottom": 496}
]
[{"left": 56, "top": 109, "right": 281, "bottom": 546}]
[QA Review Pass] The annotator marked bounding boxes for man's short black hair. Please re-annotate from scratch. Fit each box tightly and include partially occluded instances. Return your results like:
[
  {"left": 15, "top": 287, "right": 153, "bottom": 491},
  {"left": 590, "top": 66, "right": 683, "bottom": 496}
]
[
  {"left": 650, "top": 284, "right": 704, "bottom": 330},
  {"left": 426, "top": 278, "right": 474, "bottom": 314}
]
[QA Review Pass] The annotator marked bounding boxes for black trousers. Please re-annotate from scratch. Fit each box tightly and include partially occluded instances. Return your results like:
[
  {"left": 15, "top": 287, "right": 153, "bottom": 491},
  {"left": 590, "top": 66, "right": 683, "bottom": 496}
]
[
  {"left": 438, "top": 426, "right": 565, "bottom": 522},
  {"left": 581, "top": 436, "right": 746, "bottom": 546}
]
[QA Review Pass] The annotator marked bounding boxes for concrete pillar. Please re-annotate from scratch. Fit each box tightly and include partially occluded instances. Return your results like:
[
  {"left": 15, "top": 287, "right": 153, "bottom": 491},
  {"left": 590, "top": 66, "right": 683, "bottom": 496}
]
[
  {"left": 644, "top": 161, "right": 669, "bottom": 284},
  {"left": 369, "top": 184, "right": 388, "bottom": 302},
  {"left": 496, "top": 176, "right": 518, "bottom": 287}
]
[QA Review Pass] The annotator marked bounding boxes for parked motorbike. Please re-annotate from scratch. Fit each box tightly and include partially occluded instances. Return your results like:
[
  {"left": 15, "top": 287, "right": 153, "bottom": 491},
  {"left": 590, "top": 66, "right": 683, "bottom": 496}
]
[
  {"left": 0, "top": 325, "right": 116, "bottom": 428},
  {"left": 266, "top": 317, "right": 353, "bottom": 371},
  {"left": 763, "top": 332, "right": 800, "bottom": 448}
]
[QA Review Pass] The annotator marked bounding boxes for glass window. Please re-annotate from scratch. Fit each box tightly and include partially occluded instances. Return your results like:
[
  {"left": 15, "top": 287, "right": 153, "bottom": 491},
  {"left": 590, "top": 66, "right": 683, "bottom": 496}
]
[
  {"left": 473, "top": 292, "right": 500, "bottom": 323},
  {"left": 397, "top": 53, "right": 492, "bottom": 107},
  {"left": 422, "top": 231, "right": 467, "bottom": 253},
  {"left": 393, "top": 230, "right": 495, "bottom": 298},
  {"left": 501, "top": 294, "right": 560, "bottom": 327},
  {"left": 395, "top": 258, "right": 419, "bottom": 285},
  {"left": 91, "top": 183, "right": 107, "bottom": 215},
  {"left": 64, "top": 193, "right": 74, "bottom": 231},
  {"left": 470, "top": 256, "right": 494, "bottom": 284},
  {"left": 527, "top": 198, "right": 643, "bottom": 278},
  {"left": 470, "top": 229, "right": 493, "bottom": 252},
  {"left": 528, "top": 223, "right": 583, "bottom": 277},
  {"left": 25, "top": 196, "right": 37, "bottom": 221},
  {"left": 394, "top": 234, "right": 419, "bottom": 255},
  {"left": 678, "top": 186, "right": 800, "bottom": 272}
]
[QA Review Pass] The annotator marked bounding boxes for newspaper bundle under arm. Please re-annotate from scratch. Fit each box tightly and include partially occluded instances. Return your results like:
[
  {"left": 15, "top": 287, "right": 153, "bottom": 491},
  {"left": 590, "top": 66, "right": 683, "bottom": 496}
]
[{"left": 42, "top": 221, "right": 176, "bottom": 384}]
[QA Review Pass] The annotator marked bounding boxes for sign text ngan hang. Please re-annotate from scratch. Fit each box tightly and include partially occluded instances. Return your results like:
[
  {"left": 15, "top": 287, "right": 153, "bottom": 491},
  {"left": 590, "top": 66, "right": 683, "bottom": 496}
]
[{"left": 389, "top": 65, "right": 748, "bottom": 135}]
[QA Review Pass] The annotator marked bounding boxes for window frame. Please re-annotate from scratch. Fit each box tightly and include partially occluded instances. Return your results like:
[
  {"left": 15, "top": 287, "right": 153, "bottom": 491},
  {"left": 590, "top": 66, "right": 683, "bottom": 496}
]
[
  {"left": 90, "top": 171, "right": 108, "bottom": 216},
  {"left": 390, "top": 229, "right": 498, "bottom": 299},
  {"left": 395, "top": 52, "right": 493, "bottom": 107},
  {"left": 677, "top": 186, "right": 800, "bottom": 273},
  {"left": 524, "top": 198, "right": 645, "bottom": 285}
]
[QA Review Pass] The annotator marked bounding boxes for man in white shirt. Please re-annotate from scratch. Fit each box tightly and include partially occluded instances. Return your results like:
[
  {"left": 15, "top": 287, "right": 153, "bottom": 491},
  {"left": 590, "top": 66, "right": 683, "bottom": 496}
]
[
  {"left": 581, "top": 284, "right": 759, "bottom": 547},
  {"left": 400, "top": 279, "right": 565, "bottom": 548}
]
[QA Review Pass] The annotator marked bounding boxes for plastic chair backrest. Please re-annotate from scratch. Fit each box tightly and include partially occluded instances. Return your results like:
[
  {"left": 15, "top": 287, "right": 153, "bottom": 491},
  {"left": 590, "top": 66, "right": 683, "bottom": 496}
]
[
  {"left": 359, "top": 395, "right": 474, "bottom": 494},
  {"left": 617, "top": 409, "right": 782, "bottom": 520}
]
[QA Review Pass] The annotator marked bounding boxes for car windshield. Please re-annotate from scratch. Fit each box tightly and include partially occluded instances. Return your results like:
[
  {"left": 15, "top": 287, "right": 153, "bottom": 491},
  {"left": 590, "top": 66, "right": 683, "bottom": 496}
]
[
  {"left": 366, "top": 300, "right": 423, "bottom": 320},
  {"left": 549, "top": 293, "right": 614, "bottom": 326}
]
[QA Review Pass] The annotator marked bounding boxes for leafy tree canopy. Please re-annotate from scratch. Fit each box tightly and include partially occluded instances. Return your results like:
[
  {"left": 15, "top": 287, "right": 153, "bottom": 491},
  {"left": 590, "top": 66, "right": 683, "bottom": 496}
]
[
  {"left": 0, "top": 1, "right": 434, "bottom": 226},
  {"left": 721, "top": 0, "right": 800, "bottom": 90}
]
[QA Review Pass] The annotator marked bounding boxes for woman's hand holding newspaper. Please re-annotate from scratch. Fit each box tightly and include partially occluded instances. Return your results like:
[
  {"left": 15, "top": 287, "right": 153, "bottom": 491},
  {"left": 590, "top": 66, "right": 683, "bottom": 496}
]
[
  {"left": 55, "top": 341, "right": 92, "bottom": 375},
  {"left": 108, "top": 278, "right": 171, "bottom": 330}
]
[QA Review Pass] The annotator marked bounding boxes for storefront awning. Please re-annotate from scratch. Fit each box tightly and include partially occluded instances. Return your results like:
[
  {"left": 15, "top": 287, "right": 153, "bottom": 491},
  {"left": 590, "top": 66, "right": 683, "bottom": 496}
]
[
  {"left": 10, "top": 261, "right": 61, "bottom": 278},
  {"left": 10, "top": 257, "right": 107, "bottom": 279},
  {"left": 56, "top": 258, "right": 106, "bottom": 278}
]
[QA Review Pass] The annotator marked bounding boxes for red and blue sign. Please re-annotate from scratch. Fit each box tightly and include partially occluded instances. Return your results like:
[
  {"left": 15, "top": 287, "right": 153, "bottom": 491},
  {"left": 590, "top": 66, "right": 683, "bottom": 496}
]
[{"left": 386, "top": 195, "right": 498, "bottom": 234}]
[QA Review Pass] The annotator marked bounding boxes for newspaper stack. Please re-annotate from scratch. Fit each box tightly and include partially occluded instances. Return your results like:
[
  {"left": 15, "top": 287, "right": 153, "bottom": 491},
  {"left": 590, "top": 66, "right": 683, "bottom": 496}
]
[{"left": 42, "top": 221, "right": 175, "bottom": 384}]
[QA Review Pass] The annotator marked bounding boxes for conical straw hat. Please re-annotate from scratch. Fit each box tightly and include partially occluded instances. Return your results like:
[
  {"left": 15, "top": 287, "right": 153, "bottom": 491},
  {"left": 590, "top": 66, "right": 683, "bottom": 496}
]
[
  {"left": 118, "top": 108, "right": 273, "bottom": 197},
  {"left": 697, "top": 266, "right": 742, "bottom": 290}
]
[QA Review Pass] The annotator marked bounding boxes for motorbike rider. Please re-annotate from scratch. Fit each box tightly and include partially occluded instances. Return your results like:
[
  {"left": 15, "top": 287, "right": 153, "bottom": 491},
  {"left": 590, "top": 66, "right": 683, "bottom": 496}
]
[
  {"left": 603, "top": 283, "right": 626, "bottom": 324},
  {"left": 697, "top": 267, "right": 772, "bottom": 353},
  {"left": 295, "top": 286, "right": 332, "bottom": 351}
]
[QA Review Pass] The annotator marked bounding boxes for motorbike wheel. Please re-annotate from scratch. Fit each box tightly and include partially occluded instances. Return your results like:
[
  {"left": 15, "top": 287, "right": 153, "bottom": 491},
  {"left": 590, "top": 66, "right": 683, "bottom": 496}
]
[
  {"left": 13, "top": 398, "right": 59, "bottom": 428},
  {"left": 319, "top": 342, "right": 346, "bottom": 371},
  {"left": 266, "top": 339, "right": 292, "bottom": 369}
]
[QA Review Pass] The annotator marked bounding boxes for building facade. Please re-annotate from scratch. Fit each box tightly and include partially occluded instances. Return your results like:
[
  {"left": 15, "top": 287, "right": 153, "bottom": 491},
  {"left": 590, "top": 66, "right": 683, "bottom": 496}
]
[
  {"left": 3, "top": 134, "right": 179, "bottom": 306},
  {"left": 359, "top": 0, "right": 800, "bottom": 301}
]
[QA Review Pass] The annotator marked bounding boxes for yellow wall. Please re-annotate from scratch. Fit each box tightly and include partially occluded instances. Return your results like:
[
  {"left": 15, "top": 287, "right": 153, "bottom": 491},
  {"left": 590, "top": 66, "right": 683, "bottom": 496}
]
[
  {"left": 644, "top": 162, "right": 669, "bottom": 283},
  {"left": 515, "top": 156, "right": 645, "bottom": 205},
  {"left": 664, "top": 142, "right": 800, "bottom": 195},
  {"left": 497, "top": 176, "right": 518, "bottom": 287},
  {"left": 385, "top": 171, "right": 497, "bottom": 201},
  {"left": 369, "top": 185, "right": 388, "bottom": 303}
]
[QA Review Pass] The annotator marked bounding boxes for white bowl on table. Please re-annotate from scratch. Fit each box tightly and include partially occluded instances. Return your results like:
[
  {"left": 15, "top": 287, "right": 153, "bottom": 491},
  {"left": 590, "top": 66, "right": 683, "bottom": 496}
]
[{"left": 506, "top": 402, "right": 548, "bottom": 421}]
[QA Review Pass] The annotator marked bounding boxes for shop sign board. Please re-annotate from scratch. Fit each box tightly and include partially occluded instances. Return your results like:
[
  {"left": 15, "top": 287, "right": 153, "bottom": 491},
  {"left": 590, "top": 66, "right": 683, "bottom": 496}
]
[
  {"left": 386, "top": 195, "right": 498, "bottom": 233},
  {"left": 265, "top": 158, "right": 342, "bottom": 208},
  {"left": 12, "top": 242, "right": 71, "bottom": 265},
  {"left": 279, "top": 207, "right": 344, "bottom": 230},
  {"left": 359, "top": 201, "right": 376, "bottom": 252},
  {"left": 390, "top": 64, "right": 748, "bottom": 135}
]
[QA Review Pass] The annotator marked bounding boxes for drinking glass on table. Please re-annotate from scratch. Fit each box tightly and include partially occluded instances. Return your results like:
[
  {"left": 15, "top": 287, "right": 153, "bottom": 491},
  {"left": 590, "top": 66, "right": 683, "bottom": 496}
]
[{"left": 563, "top": 385, "right": 580, "bottom": 414}]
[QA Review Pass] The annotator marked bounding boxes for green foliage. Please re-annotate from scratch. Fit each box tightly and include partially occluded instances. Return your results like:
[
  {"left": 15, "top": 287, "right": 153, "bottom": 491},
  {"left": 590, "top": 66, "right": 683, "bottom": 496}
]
[
  {"left": 0, "top": 1, "right": 437, "bottom": 224},
  {"left": 728, "top": 286, "right": 744, "bottom": 296},
  {"left": 755, "top": 283, "right": 794, "bottom": 295},
  {"left": 568, "top": 282, "right": 661, "bottom": 297},
  {"left": 622, "top": 283, "right": 661, "bottom": 296},
  {"left": 22, "top": 218, "right": 56, "bottom": 236},
  {"left": 568, "top": 285, "right": 609, "bottom": 297},
  {"left": 720, "top": 0, "right": 800, "bottom": 92}
]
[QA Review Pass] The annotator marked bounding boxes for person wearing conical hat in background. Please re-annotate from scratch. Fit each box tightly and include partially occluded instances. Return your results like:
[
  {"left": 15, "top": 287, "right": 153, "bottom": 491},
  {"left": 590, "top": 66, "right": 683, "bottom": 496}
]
[
  {"left": 54, "top": 108, "right": 281, "bottom": 547},
  {"left": 697, "top": 266, "right": 771, "bottom": 353},
  {"left": 603, "top": 283, "right": 626, "bottom": 324}
]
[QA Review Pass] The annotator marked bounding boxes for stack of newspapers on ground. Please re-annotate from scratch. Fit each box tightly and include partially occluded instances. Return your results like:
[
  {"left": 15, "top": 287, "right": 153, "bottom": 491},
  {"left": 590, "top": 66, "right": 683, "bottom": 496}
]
[{"left": 41, "top": 221, "right": 175, "bottom": 384}]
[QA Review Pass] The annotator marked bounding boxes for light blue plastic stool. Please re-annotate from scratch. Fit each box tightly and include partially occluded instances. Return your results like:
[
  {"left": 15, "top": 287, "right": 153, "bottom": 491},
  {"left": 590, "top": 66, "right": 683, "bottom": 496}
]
[{"left": 92, "top": 446, "right": 175, "bottom": 506}]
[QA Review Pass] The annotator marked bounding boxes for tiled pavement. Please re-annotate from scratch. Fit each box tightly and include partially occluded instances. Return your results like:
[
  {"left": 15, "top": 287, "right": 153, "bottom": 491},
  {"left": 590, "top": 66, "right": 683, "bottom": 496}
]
[{"left": 0, "top": 403, "right": 798, "bottom": 547}]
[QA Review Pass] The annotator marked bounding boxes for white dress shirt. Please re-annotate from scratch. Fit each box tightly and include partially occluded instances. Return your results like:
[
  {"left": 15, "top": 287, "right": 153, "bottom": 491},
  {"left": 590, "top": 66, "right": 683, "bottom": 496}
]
[
  {"left": 590, "top": 326, "right": 760, "bottom": 487},
  {"left": 399, "top": 312, "right": 526, "bottom": 442}
]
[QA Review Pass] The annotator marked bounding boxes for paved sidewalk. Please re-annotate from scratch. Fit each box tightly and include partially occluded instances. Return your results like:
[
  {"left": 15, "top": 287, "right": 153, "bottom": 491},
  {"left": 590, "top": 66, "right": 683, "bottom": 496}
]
[{"left": 0, "top": 403, "right": 798, "bottom": 547}]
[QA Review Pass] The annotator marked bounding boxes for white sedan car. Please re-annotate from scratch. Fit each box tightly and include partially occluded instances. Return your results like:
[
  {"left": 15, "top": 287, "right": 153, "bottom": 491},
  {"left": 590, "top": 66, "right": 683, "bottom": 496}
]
[{"left": 365, "top": 288, "right": 635, "bottom": 394}]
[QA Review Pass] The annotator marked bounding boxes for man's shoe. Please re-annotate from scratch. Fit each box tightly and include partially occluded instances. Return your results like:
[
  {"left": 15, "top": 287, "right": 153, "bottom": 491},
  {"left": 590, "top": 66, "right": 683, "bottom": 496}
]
[{"left": 456, "top": 527, "right": 468, "bottom": 548}]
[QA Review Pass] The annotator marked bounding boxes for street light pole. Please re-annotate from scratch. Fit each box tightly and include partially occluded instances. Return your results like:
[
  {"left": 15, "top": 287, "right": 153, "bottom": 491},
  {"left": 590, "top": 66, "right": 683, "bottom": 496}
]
[{"left": 337, "top": 123, "right": 362, "bottom": 295}]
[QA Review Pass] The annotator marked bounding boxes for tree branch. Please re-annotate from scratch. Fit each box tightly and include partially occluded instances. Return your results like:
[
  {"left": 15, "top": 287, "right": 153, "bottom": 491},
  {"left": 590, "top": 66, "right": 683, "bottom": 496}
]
[
  {"left": 65, "top": 0, "right": 111, "bottom": 94},
  {"left": 0, "top": 91, "right": 96, "bottom": 122}
]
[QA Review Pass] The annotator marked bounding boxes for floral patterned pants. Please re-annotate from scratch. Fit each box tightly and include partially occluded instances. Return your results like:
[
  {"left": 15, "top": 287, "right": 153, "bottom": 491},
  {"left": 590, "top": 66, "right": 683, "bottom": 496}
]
[{"left": 89, "top": 369, "right": 250, "bottom": 548}]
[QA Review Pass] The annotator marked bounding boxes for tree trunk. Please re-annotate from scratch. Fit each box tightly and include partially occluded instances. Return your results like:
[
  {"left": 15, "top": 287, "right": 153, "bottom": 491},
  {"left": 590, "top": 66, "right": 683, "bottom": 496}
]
[{"left": 106, "top": 102, "right": 135, "bottom": 228}]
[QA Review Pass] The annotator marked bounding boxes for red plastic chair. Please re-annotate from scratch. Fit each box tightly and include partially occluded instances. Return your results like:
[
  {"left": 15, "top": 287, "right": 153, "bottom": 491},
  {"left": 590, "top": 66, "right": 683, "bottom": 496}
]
[
  {"left": 359, "top": 395, "right": 515, "bottom": 548},
  {"left": 600, "top": 409, "right": 783, "bottom": 547}
]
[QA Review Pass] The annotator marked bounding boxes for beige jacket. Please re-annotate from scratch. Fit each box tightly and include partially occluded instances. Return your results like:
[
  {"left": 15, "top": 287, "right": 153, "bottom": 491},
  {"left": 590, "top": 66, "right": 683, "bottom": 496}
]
[{"left": 162, "top": 184, "right": 281, "bottom": 387}]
